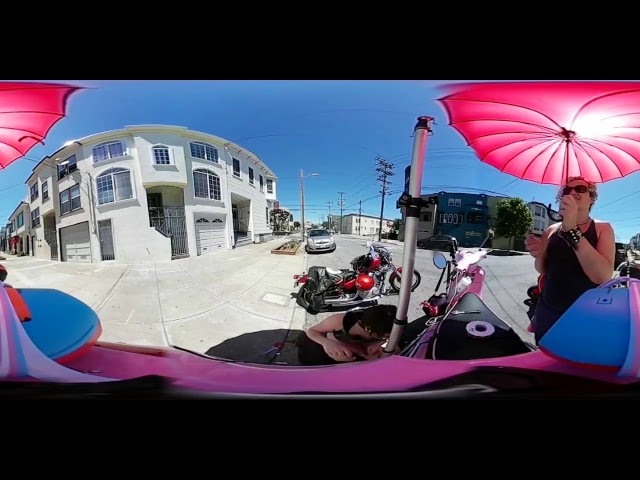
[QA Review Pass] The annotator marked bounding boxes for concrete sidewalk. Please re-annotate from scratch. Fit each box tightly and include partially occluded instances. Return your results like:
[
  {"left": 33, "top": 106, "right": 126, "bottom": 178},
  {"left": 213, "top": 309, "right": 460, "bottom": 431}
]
[{"left": 2, "top": 238, "right": 307, "bottom": 356}]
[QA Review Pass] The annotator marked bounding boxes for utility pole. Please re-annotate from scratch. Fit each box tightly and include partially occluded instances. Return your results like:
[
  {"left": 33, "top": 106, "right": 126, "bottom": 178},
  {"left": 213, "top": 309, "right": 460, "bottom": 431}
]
[
  {"left": 358, "top": 200, "right": 362, "bottom": 236},
  {"left": 300, "top": 169, "right": 305, "bottom": 238},
  {"left": 337, "top": 192, "right": 345, "bottom": 234},
  {"left": 326, "top": 201, "right": 333, "bottom": 230},
  {"left": 375, "top": 157, "right": 395, "bottom": 241}
]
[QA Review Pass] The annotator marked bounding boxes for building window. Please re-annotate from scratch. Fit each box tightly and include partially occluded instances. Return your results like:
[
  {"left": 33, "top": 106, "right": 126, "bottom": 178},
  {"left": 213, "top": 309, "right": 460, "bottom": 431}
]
[
  {"left": 42, "top": 181, "right": 49, "bottom": 201},
  {"left": 189, "top": 142, "right": 219, "bottom": 163},
  {"left": 60, "top": 185, "right": 81, "bottom": 215},
  {"left": 259, "top": 175, "right": 264, "bottom": 191},
  {"left": 248, "top": 167, "right": 254, "bottom": 185},
  {"left": 233, "top": 158, "right": 241, "bottom": 177},
  {"left": 448, "top": 198, "right": 454, "bottom": 206},
  {"left": 534, "top": 205, "right": 546, "bottom": 218},
  {"left": 534, "top": 219, "right": 543, "bottom": 231},
  {"left": 266, "top": 179, "right": 273, "bottom": 193},
  {"left": 57, "top": 154, "right": 77, "bottom": 180},
  {"left": 266, "top": 207, "right": 269, "bottom": 223},
  {"left": 421, "top": 211, "right": 432, "bottom": 222},
  {"left": 467, "top": 212, "right": 484, "bottom": 224},
  {"left": 30, "top": 183, "right": 38, "bottom": 202},
  {"left": 17, "top": 212, "right": 23, "bottom": 228},
  {"left": 31, "top": 208, "right": 40, "bottom": 228},
  {"left": 193, "top": 169, "right": 221, "bottom": 200},
  {"left": 454, "top": 199, "right": 462, "bottom": 207},
  {"left": 93, "top": 142, "right": 126, "bottom": 163},
  {"left": 96, "top": 168, "right": 134, "bottom": 205},
  {"left": 152, "top": 146, "right": 171, "bottom": 165}
]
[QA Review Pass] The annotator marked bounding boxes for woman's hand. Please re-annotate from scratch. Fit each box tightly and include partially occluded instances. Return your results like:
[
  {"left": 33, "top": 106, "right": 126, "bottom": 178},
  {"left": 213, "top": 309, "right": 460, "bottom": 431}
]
[
  {"left": 323, "top": 340, "right": 356, "bottom": 360},
  {"left": 525, "top": 234, "right": 546, "bottom": 259},
  {"left": 560, "top": 195, "right": 579, "bottom": 230}
]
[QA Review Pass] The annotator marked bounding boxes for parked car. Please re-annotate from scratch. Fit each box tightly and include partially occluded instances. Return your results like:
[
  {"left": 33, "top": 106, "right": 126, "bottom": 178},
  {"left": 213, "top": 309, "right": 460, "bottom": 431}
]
[
  {"left": 305, "top": 229, "right": 336, "bottom": 253},
  {"left": 615, "top": 242, "right": 628, "bottom": 269},
  {"left": 417, "top": 234, "right": 458, "bottom": 251}
]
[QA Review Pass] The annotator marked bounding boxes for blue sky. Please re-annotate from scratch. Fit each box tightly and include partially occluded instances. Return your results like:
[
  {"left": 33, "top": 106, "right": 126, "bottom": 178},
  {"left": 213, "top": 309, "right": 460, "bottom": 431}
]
[{"left": 1, "top": 80, "right": 639, "bottom": 242}]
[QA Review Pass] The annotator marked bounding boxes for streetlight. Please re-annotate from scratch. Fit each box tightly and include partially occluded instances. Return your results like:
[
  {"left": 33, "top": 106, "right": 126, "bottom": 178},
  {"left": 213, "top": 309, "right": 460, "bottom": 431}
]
[{"left": 300, "top": 170, "right": 319, "bottom": 239}]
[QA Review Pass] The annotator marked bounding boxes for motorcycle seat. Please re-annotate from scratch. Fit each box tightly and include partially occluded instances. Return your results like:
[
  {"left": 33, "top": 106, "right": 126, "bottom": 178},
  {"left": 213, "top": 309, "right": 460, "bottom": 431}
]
[
  {"left": 430, "top": 292, "right": 533, "bottom": 360},
  {"left": 326, "top": 267, "right": 343, "bottom": 276}
]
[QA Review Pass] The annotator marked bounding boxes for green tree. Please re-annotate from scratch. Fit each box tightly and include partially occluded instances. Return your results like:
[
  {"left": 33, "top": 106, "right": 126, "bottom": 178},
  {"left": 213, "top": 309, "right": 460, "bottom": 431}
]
[{"left": 495, "top": 197, "right": 534, "bottom": 250}]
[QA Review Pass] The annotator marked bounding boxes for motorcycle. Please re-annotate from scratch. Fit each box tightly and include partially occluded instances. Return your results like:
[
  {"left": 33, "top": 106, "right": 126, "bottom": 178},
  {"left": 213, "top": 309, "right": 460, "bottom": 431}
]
[
  {"left": 421, "top": 233, "right": 493, "bottom": 319},
  {"left": 352, "top": 241, "right": 421, "bottom": 292},
  {"left": 292, "top": 242, "right": 406, "bottom": 314}
]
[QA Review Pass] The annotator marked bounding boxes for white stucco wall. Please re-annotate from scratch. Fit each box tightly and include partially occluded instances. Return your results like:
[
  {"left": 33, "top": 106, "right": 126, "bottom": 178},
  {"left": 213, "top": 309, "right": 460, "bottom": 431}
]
[{"left": 18, "top": 125, "right": 280, "bottom": 263}]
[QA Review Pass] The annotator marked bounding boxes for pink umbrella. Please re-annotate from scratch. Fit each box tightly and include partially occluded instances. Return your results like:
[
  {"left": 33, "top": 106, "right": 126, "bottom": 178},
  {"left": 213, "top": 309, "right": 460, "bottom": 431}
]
[
  {"left": 438, "top": 81, "right": 640, "bottom": 186},
  {"left": 0, "top": 81, "right": 83, "bottom": 169}
]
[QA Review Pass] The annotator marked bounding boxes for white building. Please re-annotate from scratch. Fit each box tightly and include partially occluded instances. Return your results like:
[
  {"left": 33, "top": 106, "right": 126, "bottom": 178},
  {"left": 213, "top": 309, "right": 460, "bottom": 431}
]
[
  {"left": 339, "top": 213, "right": 393, "bottom": 236},
  {"left": 7, "top": 200, "right": 30, "bottom": 255},
  {"left": 528, "top": 201, "right": 558, "bottom": 236},
  {"left": 22, "top": 125, "right": 279, "bottom": 263}
]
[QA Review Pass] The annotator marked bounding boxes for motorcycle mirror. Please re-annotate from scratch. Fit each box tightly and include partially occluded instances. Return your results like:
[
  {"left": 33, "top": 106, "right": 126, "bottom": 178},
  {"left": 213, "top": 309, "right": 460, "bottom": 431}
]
[{"left": 432, "top": 253, "right": 447, "bottom": 270}]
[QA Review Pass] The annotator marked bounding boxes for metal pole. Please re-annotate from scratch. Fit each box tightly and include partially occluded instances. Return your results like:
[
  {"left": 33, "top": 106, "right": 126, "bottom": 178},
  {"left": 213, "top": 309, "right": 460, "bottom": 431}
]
[
  {"left": 383, "top": 116, "right": 434, "bottom": 356},
  {"left": 300, "top": 169, "right": 305, "bottom": 239}
]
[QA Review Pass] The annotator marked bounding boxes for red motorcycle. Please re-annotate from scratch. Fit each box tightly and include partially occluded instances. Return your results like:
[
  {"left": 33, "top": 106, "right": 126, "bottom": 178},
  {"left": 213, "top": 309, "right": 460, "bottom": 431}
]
[{"left": 293, "top": 242, "right": 420, "bottom": 314}]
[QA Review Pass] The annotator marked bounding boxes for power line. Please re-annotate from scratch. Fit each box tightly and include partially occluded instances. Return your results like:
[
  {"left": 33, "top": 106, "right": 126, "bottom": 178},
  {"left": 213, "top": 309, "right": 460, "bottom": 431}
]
[{"left": 375, "top": 156, "right": 394, "bottom": 241}]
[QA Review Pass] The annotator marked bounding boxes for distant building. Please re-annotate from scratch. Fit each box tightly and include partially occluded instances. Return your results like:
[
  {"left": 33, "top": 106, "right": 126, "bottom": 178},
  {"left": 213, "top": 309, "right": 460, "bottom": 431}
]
[
  {"left": 339, "top": 214, "right": 393, "bottom": 236},
  {"left": 433, "top": 192, "right": 490, "bottom": 248}
]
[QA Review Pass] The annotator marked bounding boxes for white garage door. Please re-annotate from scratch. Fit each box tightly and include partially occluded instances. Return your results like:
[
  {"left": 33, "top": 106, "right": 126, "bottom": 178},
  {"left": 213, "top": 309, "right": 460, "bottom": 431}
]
[
  {"left": 195, "top": 215, "right": 226, "bottom": 255},
  {"left": 60, "top": 222, "right": 91, "bottom": 263}
]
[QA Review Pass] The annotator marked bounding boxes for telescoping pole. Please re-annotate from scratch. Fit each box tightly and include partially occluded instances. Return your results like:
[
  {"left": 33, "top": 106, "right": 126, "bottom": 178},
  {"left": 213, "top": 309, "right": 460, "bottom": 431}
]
[{"left": 383, "top": 116, "right": 434, "bottom": 356}]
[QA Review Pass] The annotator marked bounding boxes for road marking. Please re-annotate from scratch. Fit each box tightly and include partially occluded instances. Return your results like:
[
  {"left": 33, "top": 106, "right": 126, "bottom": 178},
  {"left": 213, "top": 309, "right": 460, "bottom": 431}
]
[{"left": 125, "top": 309, "right": 135, "bottom": 324}]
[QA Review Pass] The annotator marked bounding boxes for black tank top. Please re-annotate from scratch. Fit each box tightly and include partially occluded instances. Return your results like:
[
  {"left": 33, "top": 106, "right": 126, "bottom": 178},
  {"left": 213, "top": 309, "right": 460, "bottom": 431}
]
[
  {"left": 331, "top": 309, "right": 365, "bottom": 342},
  {"left": 542, "top": 220, "right": 599, "bottom": 313}
]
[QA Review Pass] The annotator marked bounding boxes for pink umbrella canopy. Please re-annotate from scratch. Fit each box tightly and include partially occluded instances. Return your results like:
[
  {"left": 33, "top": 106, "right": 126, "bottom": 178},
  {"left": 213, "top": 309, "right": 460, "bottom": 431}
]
[
  {"left": 438, "top": 81, "right": 640, "bottom": 185},
  {"left": 0, "top": 81, "right": 83, "bottom": 170}
]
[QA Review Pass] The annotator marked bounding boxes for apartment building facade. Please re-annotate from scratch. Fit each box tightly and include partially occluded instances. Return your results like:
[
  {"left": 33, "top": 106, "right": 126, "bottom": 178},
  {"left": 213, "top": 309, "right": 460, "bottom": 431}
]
[
  {"left": 339, "top": 214, "right": 393, "bottom": 236},
  {"left": 22, "top": 125, "right": 279, "bottom": 263},
  {"left": 6, "top": 201, "right": 31, "bottom": 255}
]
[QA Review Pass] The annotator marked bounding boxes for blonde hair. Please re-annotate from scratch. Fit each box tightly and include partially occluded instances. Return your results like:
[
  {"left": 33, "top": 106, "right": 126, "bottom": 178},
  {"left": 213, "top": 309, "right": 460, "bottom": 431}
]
[{"left": 555, "top": 176, "right": 598, "bottom": 210}]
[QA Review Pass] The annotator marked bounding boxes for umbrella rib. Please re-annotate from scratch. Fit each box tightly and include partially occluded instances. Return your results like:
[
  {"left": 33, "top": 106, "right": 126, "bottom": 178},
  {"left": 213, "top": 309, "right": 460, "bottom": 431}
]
[
  {"left": 0, "top": 126, "right": 45, "bottom": 140},
  {"left": 445, "top": 98, "right": 563, "bottom": 130},
  {"left": 0, "top": 110, "right": 64, "bottom": 117},
  {"left": 451, "top": 119, "right": 559, "bottom": 136},
  {"left": 578, "top": 139, "right": 630, "bottom": 177},
  {"left": 602, "top": 111, "right": 640, "bottom": 121},
  {"left": 470, "top": 131, "right": 552, "bottom": 143},
  {"left": 539, "top": 141, "right": 564, "bottom": 183},
  {"left": 572, "top": 142, "right": 611, "bottom": 181},
  {"left": 478, "top": 136, "right": 555, "bottom": 160},
  {"left": 518, "top": 142, "right": 560, "bottom": 179},
  {"left": 599, "top": 134, "right": 640, "bottom": 148},
  {"left": 569, "top": 88, "right": 640, "bottom": 128},
  {"left": 0, "top": 85, "right": 81, "bottom": 93},
  {"left": 0, "top": 140, "right": 30, "bottom": 157}
]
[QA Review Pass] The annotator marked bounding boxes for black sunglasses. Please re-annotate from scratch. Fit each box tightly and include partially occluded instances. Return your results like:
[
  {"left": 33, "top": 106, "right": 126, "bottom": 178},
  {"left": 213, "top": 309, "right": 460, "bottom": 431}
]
[{"left": 562, "top": 185, "right": 588, "bottom": 195}]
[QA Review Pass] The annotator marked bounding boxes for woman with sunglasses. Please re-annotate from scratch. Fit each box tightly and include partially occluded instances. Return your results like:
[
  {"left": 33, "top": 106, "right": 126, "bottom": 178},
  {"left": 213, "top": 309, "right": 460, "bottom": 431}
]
[
  {"left": 525, "top": 176, "right": 615, "bottom": 343},
  {"left": 296, "top": 304, "right": 397, "bottom": 365}
]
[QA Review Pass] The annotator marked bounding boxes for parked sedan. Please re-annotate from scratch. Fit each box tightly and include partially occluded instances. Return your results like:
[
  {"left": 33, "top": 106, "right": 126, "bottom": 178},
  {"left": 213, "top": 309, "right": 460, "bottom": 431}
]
[
  {"left": 417, "top": 234, "right": 458, "bottom": 251},
  {"left": 305, "top": 229, "right": 336, "bottom": 253}
]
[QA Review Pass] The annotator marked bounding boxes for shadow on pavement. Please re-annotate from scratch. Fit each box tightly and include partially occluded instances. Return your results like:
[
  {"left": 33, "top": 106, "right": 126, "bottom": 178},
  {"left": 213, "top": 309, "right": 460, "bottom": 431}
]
[{"left": 206, "top": 328, "right": 305, "bottom": 366}]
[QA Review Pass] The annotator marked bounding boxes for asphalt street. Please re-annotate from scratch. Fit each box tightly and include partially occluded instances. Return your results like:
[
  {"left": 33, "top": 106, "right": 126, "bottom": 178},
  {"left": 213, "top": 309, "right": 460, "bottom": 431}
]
[{"left": 304, "top": 235, "right": 537, "bottom": 341}]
